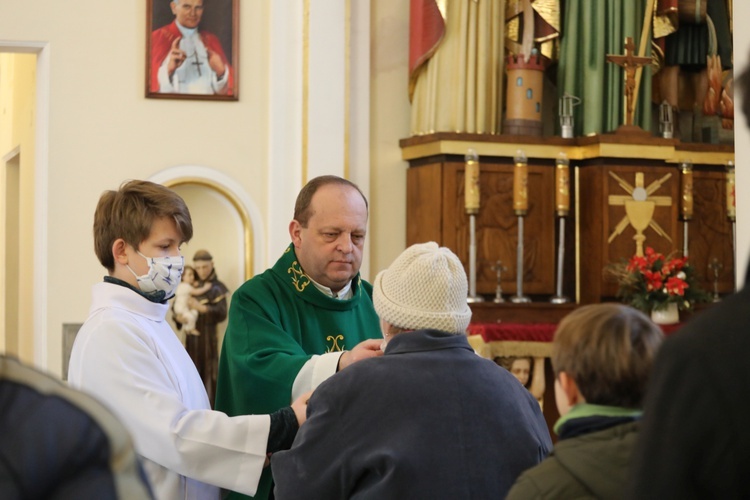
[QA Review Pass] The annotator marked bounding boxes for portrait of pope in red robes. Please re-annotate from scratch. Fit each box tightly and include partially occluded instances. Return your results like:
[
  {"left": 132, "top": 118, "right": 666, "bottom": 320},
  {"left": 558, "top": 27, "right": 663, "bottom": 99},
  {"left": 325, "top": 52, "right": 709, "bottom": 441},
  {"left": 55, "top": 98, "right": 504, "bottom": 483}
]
[{"left": 147, "top": 0, "right": 238, "bottom": 100}]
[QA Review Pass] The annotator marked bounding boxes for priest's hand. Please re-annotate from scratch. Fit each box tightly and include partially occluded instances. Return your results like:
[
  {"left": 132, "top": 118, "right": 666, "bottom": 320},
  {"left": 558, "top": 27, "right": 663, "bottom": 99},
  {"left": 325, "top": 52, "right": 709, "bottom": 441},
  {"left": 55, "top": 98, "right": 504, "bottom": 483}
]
[
  {"left": 337, "top": 339, "right": 384, "bottom": 371},
  {"left": 167, "top": 37, "right": 186, "bottom": 77}
]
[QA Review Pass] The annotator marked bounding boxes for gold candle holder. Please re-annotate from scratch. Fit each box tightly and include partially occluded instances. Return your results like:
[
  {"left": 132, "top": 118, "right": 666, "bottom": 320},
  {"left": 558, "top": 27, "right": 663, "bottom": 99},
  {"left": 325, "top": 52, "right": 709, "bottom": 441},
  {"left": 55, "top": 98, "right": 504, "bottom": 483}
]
[
  {"left": 465, "top": 149, "right": 480, "bottom": 214},
  {"left": 513, "top": 150, "right": 528, "bottom": 216},
  {"left": 680, "top": 162, "right": 693, "bottom": 221},
  {"left": 555, "top": 153, "right": 570, "bottom": 217}
]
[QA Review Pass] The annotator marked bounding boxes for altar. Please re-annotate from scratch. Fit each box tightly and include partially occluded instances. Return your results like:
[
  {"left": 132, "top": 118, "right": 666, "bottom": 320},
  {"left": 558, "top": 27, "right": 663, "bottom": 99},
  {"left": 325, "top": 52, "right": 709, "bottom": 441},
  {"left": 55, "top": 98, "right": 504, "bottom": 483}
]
[
  {"left": 401, "top": 131, "right": 733, "bottom": 437},
  {"left": 400, "top": 132, "right": 735, "bottom": 324}
]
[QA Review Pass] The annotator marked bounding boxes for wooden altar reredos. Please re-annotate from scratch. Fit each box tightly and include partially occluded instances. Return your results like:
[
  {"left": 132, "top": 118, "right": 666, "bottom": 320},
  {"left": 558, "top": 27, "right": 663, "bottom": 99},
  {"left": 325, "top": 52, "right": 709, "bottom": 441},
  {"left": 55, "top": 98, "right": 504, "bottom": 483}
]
[{"left": 401, "top": 132, "right": 735, "bottom": 324}]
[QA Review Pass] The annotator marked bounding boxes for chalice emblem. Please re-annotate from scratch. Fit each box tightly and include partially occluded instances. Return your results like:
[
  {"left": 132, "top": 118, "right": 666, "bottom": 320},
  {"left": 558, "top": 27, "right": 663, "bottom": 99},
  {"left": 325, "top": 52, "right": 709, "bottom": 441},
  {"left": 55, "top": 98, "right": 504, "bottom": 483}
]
[{"left": 608, "top": 171, "right": 673, "bottom": 257}]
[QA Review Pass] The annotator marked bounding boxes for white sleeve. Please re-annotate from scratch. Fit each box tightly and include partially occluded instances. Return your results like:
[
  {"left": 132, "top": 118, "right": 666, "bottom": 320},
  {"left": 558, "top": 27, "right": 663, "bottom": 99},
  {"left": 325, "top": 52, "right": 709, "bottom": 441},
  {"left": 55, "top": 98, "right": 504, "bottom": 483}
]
[
  {"left": 211, "top": 66, "right": 229, "bottom": 93},
  {"left": 291, "top": 351, "right": 344, "bottom": 401},
  {"left": 68, "top": 315, "right": 268, "bottom": 496},
  {"left": 157, "top": 57, "right": 177, "bottom": 93}
]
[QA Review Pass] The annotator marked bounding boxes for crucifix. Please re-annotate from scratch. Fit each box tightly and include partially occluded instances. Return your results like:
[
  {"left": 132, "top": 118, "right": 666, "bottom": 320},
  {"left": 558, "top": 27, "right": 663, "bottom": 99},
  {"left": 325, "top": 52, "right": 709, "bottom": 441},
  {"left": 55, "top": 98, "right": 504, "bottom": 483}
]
[
  {"left": 606, "top": 37, "right": 651, "bottom": 130},
  {"left": 608, "top": 171, "right": 673, "bottom": 257},
  {"left": 190, "top": 51, "right": 203, "bottom": 76}
]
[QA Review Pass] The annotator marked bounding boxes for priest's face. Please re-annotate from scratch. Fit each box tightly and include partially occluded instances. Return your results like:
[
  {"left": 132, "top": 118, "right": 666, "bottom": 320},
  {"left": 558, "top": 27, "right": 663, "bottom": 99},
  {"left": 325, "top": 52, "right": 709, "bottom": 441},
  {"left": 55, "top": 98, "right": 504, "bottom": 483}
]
[
  {"left": 290, "top": 184, "right": 368, "bottom": 293},
  {"left": 171, "top": 0, "right": 204, "bottom": 29}
]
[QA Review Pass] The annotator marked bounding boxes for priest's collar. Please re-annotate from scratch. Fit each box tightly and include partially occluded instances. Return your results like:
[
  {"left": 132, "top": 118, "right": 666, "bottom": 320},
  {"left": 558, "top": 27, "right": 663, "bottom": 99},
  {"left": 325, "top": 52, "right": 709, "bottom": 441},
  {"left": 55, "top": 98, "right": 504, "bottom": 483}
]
[
  {"left": 175, "top": 21, "right": 198, "bottom": 37},
  {"left": 309, "top": 276, "right": 353, "bottom": 300}
]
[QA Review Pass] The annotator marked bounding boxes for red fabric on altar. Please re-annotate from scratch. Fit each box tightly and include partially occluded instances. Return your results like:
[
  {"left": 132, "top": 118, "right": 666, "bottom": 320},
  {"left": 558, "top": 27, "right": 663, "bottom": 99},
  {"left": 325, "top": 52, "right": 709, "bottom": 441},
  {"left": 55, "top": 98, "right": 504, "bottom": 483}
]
[
  {"left": 468, "top": 322, "right": 683, "bottom": 344},
  {"left": 468, "top": 323, "right": 556, "bottom": 343}
]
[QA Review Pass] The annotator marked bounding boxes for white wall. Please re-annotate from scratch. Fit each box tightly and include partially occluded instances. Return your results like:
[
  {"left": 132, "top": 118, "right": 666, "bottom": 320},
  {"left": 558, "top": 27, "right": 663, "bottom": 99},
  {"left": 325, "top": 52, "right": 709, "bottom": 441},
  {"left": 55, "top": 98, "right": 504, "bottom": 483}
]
[{"left": 0, "top": 0, "right": 388, "bottom": 377}]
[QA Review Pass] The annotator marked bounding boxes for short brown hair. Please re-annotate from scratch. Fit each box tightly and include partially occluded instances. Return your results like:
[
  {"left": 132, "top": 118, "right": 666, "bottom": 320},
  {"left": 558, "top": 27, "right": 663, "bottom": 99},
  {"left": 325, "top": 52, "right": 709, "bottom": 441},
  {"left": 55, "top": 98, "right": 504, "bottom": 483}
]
[
  {"left": 93, "top": 180, "right": 193, "bottom": 271},
  {"left": 293, "top": 175, "right": 368, "bottom": 227},
  {"left": 552, "top": 303, "right": 663, "bottom": 409}
]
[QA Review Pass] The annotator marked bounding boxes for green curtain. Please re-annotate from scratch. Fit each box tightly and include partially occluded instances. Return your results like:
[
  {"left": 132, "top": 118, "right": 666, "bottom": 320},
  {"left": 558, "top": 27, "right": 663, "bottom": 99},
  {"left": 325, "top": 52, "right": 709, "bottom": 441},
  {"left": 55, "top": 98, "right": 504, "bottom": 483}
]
[{"left": 558, "top": 0, "right": 652, "bottom": 136}]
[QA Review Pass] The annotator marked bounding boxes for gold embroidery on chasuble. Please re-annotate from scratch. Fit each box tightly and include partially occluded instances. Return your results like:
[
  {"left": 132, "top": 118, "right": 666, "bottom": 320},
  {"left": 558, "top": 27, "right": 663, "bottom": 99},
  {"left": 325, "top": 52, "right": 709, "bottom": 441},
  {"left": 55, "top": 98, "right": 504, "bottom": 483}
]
[
  {"left": 288, "top": 261, "right": 311, "bottom": 292},
  {"left": 326, "top": 334, "right": 345, "bottom": 353}
]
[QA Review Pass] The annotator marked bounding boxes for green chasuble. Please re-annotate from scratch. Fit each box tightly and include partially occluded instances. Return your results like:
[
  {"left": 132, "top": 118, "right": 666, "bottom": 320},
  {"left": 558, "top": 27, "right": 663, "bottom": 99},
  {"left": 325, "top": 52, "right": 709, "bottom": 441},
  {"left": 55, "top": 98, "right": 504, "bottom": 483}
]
[
  {"left": 558, "top": 0, "right": 652, "bottom": 136},
  {"left": 215, "top": 244, "right": 381, "bottom": 500}
]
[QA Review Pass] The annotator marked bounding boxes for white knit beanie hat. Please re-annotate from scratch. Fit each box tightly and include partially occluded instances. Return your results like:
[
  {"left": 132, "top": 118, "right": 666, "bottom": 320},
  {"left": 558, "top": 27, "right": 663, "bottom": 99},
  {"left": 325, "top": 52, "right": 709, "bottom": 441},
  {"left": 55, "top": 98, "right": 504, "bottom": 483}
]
[{"left": 373, "top": 242, "right": 472, "bottom": 334}]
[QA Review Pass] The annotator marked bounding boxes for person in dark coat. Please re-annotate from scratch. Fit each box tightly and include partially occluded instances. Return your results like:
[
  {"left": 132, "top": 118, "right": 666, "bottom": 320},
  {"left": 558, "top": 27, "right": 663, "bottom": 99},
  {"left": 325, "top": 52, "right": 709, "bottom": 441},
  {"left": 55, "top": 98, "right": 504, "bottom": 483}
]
[
  {"left": 507, "top": 304, "right": 663, "bottom": 499},
  {"left": 271, "top": 242, "right": 552, "bottom": 499},
  {"left": 1, "top": 354, "right": 153, "bottom": 499},
  {"left": 627, "top": 53, "right": 750, "bottom": 500}
]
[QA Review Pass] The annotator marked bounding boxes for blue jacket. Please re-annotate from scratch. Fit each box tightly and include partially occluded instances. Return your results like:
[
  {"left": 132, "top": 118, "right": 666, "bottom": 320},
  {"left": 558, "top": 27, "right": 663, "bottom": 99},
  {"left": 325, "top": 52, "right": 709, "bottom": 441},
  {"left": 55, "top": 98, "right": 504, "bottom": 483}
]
[
  {"left": 0, "top": 355, "right": 152, "bottom": 499},
  {"left": 272, "top": 329, "right": 552, "bottom": 499}
]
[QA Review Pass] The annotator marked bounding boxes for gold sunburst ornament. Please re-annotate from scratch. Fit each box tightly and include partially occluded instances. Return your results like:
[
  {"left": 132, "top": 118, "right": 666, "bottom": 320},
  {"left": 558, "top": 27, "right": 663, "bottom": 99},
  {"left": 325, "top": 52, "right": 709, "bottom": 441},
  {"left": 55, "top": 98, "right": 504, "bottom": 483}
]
[{"left": 608, "top": 171, "right": 673, "bottom": 257}]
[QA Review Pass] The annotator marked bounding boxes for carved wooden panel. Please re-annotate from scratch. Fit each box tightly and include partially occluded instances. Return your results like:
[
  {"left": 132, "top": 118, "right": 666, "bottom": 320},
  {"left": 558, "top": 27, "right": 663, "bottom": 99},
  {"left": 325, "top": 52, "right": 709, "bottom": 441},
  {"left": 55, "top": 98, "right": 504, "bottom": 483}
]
[
  {"left": 406, "top": 158, "right": 556, "bottom": 296},
  {"left": 403, "top": 134, "right": 734, "bottom": 322},
  {"left": 689, "top": 169, "right": 735, "bottom": 294}
]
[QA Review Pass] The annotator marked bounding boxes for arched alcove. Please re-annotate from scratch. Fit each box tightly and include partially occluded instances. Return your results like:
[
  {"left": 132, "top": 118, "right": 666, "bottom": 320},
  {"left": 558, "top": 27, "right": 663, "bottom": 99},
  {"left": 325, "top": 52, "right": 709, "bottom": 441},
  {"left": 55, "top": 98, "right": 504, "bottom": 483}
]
[
  {"left": 149, "top": 166, "right": 265, "bottom": 284},
  {"left": 149, "top": 166, "right": 265, "bottom": 348}
]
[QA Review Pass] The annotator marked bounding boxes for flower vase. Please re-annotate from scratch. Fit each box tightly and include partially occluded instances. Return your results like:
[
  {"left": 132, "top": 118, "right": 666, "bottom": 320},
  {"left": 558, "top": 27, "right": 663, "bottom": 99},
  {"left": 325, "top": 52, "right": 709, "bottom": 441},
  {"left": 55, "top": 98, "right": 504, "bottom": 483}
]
[{"left": 651, "top": 302, "right": 679, "bottom": 325}]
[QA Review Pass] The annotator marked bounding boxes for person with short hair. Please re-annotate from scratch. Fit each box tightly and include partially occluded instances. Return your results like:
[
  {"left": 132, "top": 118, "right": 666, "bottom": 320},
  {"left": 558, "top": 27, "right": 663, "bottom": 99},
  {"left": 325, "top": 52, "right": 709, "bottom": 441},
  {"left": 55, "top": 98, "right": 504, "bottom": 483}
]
[
  {"left": 68, "top": 179, "right": 308, "bottom": 499},
  {"left": 271, "top": 242, "right": 552, "bottom": 499},
  {"left": 506, "top": 303, "right": 664, "bottom": 499},
  {"left": 216, "top": 175, "right": 383, "bottom": 499}
]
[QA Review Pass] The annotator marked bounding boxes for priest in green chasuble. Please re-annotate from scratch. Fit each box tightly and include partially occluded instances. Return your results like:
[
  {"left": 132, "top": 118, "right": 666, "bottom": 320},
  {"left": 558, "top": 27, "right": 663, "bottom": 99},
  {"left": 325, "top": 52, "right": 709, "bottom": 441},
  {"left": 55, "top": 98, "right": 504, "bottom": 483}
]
[{"left": 216, "top": 176, "right": 382, "bottom": 500}]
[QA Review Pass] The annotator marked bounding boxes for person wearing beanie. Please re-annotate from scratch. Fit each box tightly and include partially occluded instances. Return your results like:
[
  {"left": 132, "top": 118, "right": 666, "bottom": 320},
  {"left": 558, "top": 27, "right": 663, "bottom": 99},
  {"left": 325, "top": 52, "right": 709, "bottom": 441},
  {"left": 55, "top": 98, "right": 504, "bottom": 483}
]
[{"left": 272, "top": 242, "right": 553, "bottom": 499}]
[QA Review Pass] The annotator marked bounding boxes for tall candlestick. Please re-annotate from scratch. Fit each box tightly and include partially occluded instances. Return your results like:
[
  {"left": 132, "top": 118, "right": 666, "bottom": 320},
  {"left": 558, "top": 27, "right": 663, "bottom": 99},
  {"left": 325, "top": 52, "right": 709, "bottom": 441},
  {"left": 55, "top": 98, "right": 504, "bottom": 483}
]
[
  {"left": 727, "top": 160, "right": 737, "bottom": 292},
  {"left": 551, "top": 152, "right": 570, "bottom": 304},
  {"left": 555, "top": 153, "right": 570, "bottom": 217},
  {"left": 726, "top": 161, "right": 736, "bottom": 221},
  {"left": 464, "top": 148, "right": 483, "bottom": 303},
  {"left": 465, "top": 149, "right": 480, "bottom": 214},
  {"left": 680, "top": 162, "right": 693, "bottom": 220},
  {"left": 513, "top": 150, "right": 528, "bottom": 215}
]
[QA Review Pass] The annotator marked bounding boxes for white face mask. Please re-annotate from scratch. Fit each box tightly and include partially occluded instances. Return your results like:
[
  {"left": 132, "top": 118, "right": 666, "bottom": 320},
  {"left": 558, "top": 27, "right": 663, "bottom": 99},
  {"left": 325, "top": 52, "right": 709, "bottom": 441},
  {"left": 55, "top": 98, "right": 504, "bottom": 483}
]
[{"left": 127, "top": 251, "right": 184, "bottom": 300}]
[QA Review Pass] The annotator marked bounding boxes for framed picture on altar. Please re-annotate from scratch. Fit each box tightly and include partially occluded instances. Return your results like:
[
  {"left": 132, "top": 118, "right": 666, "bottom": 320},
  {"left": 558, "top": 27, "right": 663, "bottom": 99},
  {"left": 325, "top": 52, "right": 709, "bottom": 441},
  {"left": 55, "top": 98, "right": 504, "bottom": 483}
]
[{"left": 146, "top": 0, "right": 239, "bottom": 101}]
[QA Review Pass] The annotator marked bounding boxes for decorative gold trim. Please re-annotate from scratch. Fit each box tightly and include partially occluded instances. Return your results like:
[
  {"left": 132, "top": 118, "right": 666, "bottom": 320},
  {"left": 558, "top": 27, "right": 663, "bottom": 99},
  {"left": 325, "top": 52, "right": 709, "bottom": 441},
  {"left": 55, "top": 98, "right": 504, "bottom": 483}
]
[
  {"left": 163, "top": 177, "right": 253, "bottom": 280},
  {"left": 302, "top": 0, "right": 310, "bottom": 185},
  {"left": 400, "top": 138, "right": 735, "bottom": 165},
  {"left": 287, "top": 260, "right": 311, "bottom": 292},
  {"left": 326, "top": 334, "right": 345, "bottom": 353}
]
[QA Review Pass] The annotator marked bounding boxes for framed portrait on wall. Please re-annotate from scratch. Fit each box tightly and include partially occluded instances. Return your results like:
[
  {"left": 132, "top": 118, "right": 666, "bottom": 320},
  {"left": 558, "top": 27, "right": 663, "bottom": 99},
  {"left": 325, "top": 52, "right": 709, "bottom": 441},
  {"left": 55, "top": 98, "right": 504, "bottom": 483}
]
[{"left": 146, "top": 0, "right": 239, "bottom": 100}]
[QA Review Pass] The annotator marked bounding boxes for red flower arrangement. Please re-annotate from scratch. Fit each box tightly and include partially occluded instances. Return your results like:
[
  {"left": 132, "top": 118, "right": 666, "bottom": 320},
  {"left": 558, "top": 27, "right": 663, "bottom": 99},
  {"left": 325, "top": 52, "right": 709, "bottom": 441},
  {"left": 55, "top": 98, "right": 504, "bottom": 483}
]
[{"left": 609, "top": 247, "right": 709, "bottom": 313}]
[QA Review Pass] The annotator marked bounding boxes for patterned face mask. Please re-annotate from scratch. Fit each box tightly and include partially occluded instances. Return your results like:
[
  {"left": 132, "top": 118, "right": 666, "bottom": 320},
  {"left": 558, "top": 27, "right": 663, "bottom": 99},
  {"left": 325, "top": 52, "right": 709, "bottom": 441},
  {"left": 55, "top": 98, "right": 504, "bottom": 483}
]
[{"left": 127, "top": 251, "right": 184, "bottom": 300}]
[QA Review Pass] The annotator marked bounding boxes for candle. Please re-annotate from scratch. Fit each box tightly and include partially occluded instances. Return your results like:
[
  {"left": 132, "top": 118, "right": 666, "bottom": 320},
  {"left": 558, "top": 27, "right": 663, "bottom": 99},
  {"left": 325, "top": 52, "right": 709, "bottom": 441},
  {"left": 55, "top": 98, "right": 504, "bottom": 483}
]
[
  {"left": 680, "top": 162, "right": 693, "bottom": 221},
  {"left": 513, "top": 150, "right": 528, "bottom": 215},
  {"left": 555, "top": 153, "right": 570, "bottom": 216},
  {"left": 465, "top": 149, "right": 480, "bottom": 214},
  {"left": 726, "top": 161, "right": 736, "bottom": 220}
]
